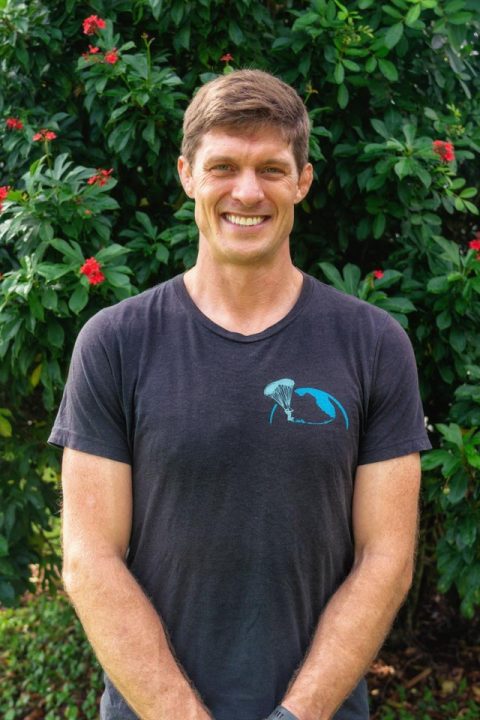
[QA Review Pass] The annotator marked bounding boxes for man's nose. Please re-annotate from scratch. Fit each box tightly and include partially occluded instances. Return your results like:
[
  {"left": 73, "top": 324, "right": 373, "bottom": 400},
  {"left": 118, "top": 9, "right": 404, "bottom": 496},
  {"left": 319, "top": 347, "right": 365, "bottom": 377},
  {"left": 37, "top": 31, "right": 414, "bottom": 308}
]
[{"left": 230, "top": 169, "right": 265, "bottom": 205}]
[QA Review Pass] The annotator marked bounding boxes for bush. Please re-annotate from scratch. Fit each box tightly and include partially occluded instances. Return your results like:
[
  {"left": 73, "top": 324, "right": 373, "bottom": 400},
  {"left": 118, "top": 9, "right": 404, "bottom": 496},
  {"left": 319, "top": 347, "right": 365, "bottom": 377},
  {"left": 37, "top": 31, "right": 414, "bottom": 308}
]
[
  {"left": 0, "top": 593, "right": 102, "bottom": 719},
  {"left": 0, "top": 0, "right": 479, "bottom": 619}
]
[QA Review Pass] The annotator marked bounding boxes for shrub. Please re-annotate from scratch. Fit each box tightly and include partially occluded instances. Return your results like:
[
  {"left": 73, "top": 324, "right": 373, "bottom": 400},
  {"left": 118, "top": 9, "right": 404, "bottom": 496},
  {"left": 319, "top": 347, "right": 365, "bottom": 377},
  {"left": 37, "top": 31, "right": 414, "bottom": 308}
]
[
  {"left": 0, "top": 0, "right": 479, "bottom": 619},
  {"left": 0, "top": 593, "right": 102, "bottom": 719}
]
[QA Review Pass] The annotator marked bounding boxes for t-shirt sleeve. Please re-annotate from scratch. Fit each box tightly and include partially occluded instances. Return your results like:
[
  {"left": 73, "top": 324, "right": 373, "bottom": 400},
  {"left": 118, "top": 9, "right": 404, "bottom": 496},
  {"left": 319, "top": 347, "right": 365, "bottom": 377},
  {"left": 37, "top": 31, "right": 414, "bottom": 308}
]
[
  {"left": 357, "top": 312, "right": 432, "bottom": 465},
  {"left": 47, "top": 309, "right": 131, "bottom": 464}
]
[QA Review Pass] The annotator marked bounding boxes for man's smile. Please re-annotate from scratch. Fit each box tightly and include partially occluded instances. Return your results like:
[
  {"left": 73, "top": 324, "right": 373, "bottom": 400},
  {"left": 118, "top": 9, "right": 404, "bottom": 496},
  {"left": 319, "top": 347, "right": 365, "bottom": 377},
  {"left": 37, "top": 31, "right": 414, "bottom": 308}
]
[{"left": 222, "top": 213, "right": 270, "bottom": 227}]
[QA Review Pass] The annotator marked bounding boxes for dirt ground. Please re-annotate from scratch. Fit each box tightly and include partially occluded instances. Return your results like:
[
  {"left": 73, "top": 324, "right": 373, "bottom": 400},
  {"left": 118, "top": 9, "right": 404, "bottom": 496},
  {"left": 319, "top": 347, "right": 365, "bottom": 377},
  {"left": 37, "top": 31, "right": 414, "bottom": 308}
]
[{"left": 368, "top": 592, "right": 480, "bottom": 718}]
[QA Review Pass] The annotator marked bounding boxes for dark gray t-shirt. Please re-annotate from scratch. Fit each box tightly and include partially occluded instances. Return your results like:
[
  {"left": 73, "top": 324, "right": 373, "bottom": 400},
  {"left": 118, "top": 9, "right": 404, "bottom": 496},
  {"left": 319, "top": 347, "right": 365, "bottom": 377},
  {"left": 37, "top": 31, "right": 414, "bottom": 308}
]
[{"left": 49, "top": 272, "right": 431, "bottom": 720}]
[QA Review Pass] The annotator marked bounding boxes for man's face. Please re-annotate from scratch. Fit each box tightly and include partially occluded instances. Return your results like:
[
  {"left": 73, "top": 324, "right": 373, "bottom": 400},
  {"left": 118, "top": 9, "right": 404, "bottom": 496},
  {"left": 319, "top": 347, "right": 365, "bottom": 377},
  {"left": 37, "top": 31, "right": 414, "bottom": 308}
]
[{"left": 177, "top": 125, "right": 313, "bottom": 267}]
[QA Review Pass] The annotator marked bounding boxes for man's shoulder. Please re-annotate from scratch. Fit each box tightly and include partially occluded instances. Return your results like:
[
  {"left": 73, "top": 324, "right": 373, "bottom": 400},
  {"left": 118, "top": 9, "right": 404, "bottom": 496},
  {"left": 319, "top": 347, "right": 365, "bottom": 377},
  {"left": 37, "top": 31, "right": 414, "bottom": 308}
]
[
  {"left": 84, "top": 278, "right": 181, "bottom": 331},
  {"left": 305, "top": 273, "right": 392, "bottom": 328}
]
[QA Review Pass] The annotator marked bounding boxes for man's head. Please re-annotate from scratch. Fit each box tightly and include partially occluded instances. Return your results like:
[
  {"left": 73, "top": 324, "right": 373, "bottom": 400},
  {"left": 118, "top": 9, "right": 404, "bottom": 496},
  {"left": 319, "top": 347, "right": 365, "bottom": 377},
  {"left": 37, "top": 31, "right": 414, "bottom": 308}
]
[{"left": 181, "top": 69, "right": 310, "bottom": 175}]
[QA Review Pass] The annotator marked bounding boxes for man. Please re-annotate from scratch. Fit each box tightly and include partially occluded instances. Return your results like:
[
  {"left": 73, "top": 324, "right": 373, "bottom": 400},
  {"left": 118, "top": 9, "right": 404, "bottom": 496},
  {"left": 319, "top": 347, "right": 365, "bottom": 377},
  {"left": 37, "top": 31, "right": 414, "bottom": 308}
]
[{"left": 49, "top": 69, "right": 431, "bottom": 720}]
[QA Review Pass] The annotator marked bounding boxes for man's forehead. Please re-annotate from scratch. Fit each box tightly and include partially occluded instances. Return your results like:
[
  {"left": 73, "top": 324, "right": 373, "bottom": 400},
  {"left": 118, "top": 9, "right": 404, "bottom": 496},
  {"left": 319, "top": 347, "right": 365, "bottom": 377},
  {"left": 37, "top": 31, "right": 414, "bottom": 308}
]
[{"left": 195, "top": 125, "right": 295, "bottom": 163}]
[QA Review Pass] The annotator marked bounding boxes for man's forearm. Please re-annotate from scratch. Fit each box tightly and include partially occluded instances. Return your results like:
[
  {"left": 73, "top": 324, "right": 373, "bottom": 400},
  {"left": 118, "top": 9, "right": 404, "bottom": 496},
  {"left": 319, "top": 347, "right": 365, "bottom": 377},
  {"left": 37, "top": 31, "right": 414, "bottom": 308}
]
[
  {"left": 63, "top": 554, "right": 212, "bottom": 720},
  {"left": 281, "top": 554, "right": 412, "bottom": 720}
]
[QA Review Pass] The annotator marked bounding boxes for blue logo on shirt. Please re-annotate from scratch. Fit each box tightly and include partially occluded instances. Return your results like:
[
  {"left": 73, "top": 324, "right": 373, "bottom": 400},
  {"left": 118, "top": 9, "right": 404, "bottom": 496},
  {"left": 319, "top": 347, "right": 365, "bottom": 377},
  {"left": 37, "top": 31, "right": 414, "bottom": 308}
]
[{"left": 264, "top": 378, "right": 349, "bottom": 429}]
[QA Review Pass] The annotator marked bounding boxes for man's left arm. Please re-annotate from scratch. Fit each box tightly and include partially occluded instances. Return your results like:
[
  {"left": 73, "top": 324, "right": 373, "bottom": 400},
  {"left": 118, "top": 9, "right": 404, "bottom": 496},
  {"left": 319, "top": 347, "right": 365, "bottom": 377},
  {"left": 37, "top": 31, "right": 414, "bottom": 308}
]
[{"left": 280, "top": 452, "right": 421, "bottom": 720}]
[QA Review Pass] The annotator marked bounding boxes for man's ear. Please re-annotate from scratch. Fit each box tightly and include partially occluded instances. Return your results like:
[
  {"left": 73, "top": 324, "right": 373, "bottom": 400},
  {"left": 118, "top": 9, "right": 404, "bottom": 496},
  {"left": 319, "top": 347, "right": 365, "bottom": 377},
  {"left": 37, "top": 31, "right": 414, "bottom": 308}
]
[
  {"left": 294, "top": 163, "right": 313, "bottom": 204},
  {"left": 177, "top": 155, "right": 195, "bottom": 199}
]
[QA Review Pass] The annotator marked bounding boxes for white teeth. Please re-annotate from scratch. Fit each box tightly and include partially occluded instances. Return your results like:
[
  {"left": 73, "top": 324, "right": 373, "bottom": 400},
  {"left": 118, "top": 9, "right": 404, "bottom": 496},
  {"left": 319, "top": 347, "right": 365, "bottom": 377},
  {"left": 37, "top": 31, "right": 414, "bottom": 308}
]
[{"left": 225, "top": 214, "right": 265, "bottom": 226}]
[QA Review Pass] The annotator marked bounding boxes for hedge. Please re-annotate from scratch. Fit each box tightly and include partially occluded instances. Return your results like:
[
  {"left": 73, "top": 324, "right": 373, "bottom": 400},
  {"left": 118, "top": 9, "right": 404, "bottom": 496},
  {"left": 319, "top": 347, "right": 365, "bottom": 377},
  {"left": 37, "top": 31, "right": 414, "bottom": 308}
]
[{"left": 0, "top": 0, "right": 479, "bottom": 619}]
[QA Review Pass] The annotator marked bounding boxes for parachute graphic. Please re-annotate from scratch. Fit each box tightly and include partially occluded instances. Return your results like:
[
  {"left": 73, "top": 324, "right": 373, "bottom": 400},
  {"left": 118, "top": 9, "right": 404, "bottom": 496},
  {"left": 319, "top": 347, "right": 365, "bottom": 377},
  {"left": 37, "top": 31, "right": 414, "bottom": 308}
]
[
  {"left": 264, "top": 378, "right": 349, "bottom": 429},
  {"left": 264, "top": 378, "right": 295, "bottom": 422}
]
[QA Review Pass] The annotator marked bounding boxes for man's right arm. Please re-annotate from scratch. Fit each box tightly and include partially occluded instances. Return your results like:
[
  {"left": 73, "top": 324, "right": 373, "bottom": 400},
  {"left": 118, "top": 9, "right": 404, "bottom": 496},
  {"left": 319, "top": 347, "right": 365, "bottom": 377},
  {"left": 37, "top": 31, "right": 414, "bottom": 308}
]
[{"left": 61, "top": 447, "right": 212, "bottom": 720}]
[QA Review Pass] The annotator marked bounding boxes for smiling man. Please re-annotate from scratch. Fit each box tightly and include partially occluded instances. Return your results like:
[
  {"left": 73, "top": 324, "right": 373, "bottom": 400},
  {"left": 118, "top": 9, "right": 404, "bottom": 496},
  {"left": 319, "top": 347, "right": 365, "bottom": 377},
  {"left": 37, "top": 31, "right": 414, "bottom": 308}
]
[{"left": 49, "top": 70, "right": 431, "bottom": 720}]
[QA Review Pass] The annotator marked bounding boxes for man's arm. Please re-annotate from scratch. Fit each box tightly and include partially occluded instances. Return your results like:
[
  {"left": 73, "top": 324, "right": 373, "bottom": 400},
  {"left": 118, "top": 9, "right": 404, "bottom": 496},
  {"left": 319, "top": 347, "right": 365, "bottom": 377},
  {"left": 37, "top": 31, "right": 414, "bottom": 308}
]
[
  {"left": 280, "top": 452, "right": 421, "bottom": 720},
  {"left": 61, "top": 447, "right": 213, "bottom": 720}
]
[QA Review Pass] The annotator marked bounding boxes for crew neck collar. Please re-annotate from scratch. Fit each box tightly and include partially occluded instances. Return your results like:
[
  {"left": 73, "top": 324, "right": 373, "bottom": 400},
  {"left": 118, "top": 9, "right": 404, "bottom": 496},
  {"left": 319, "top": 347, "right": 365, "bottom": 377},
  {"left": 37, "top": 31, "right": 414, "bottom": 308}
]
[{"left": 172, "top": 271, "right": 313, "bottom": 343}]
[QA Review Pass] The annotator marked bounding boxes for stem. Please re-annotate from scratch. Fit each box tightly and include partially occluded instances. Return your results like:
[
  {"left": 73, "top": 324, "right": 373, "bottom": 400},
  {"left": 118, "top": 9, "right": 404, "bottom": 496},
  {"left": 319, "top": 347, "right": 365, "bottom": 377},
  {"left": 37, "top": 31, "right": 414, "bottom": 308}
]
[{"left": 44, "top": 140, "right": 52, "bottom": 169}]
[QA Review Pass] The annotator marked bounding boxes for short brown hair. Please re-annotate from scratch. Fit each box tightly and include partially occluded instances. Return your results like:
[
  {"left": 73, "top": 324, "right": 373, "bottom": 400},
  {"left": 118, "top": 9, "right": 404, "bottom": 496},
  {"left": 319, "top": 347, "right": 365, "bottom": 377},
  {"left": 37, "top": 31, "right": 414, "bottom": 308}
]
[{"left": 181, "top": 69, "right": 310, "bottom": 173}]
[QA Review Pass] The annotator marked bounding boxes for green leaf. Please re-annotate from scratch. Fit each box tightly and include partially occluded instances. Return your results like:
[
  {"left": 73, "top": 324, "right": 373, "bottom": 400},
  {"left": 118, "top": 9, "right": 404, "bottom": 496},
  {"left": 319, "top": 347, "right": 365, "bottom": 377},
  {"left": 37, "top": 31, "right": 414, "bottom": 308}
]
[
  {"left": 394, "top": 157, "right": 415, "bottom": 180},
  {"left": 377, "top": 296, "right": 416, "bottom": 314},
  {"left": 459, "top": 187, "right": 477, "bottom": 199},
  {"left": 365, "top": 56, "right": 377, "bottom": 73},
  {"left": 334, "top": 63, "right": 345, "bottom": 84},
  {"left": 433, "top": 236, "right": 461, "bottom": 267},
  {"left": 155, "top": 244, "right": 169, "bottom": 263},
  {"left": 373, "top": 213, "right": 386, "bottom": 239},
  {"left": 337, "top": 83, "right": 349, "bottom": 109},
  {"left": 0, "top": 415, "right": 12, "bottom": 438},
  {"left": 37, "top": 263, "right": 75, "bottom": 282},
  {"left": 103, "top": 270, "right": 131, "bottom": 288},
  {"left": 96, "top": 244, "right": 131, "bottom": 262},
  {"left": 318, "top": 262, "right": 346, "bottom": 292},
  {"left": 436, "top": 309, "right": 451, "bottom": 330},
  {"left": 421, "top": 449, "right": 452, "bottom": 470},
  {"left": 449, "top": 327, "right": 466, "bottom": 354},
  {"left": 228, "top": 19, "right": 244, "bottom": 45},
  {"left": 343, "top": 264, "right": 361, "bottom": 295},
  {"left": 447, "top": 471, "right": 468, "bottom": 504},
  {"left": 50, "top": 238, "right": 84, "bottom": 263},
  {"left": 384, "top": 23, "right": 404, "bottom": 49},
  {"left": 378, "top": 59, "right": 399, "bottom": 82},
  {"left": 68, "top": 286, "right": 89, "bottom": 314},
  {"left": 405, "top": 4, "right": 421, "bottom": 26},
  {"left": 47, "top": 321, "right": 65, "bottom": 348},
  {"left": 437, "top": 423, "right": 463, "bottom": 449},
  {"left": 371, "top": 119, "right": 390, "bottom": 139}
]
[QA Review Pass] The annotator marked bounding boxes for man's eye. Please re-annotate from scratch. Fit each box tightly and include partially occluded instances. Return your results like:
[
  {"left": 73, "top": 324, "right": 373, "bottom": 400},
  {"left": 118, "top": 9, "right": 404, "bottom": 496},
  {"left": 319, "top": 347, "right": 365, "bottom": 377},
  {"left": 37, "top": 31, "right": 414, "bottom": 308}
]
[
  {"left": 212, "top": 164, "right": 233, "bottom": 171},
  {"left": 263, "top": 167, "right": 283, "bottom": 174}
]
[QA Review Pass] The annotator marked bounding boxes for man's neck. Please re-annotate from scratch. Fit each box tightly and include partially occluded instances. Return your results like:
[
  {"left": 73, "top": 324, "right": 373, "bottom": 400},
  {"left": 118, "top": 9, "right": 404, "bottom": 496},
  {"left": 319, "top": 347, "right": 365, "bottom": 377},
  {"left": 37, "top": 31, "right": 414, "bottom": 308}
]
[{"left": 183, "top": 258, "right": 304, "bottom": 336}]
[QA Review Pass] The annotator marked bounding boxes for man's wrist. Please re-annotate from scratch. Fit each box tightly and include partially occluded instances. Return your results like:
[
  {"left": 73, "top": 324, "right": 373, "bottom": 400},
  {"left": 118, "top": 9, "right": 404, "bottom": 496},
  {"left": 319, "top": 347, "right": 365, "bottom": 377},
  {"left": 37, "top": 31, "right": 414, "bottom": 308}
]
[{"left": 264, "top": 706, "right": 300, "bottom": 720}]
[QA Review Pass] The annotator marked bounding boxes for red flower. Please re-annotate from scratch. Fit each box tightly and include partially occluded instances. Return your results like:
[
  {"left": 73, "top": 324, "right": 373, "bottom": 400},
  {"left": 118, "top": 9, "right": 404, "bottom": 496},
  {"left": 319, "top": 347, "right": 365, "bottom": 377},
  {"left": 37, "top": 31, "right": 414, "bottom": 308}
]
[
  {"left": 0, "top": 185, "right": 11, "bottom": 212},
  {"left": 432, "top": 140, "right": 455, "bottom": 163},
  {"left": 6, "top": 117, "right": 23, "bottom": 130},
  {"left": 80, "top": 257, "right": 106, "bottom": 285},
  {"left": 104, "top": 48, "right": 119, "bottom": 65},
  {"left": 87, "top": 168, "right": 114, "bottom": 187},
  {"left": 83, "top": 15, "right": 106, "bottom": 35},
  {"left": 32, "top": 128, "right": 57, "bottom": 142},
  {"left": 88, "top": 45, "right": 100, "bottom": 54},
  {"left": 220, "top": 53, "right": 234, "bottom": 63},
  {"left": 373, "top": 269, "right": 384, "bottom": 279},
  {"left": 469, "top": 239, "right": 480, "bottom": 251}
]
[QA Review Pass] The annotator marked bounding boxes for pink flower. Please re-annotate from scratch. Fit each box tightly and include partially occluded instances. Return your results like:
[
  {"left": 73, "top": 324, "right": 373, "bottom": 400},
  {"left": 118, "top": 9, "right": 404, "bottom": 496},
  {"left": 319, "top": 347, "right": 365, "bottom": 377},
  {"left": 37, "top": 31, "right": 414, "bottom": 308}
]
[
  {"left": 87, "top": 168, "right": 114, "bottom": 187},
  {"left": 33, "top": 128, "right": 57, "bottom": 142},
  {"left": 83, "top": 15, "right": 106, "bottom": 35},
  {"left": 432, "top": 140, "right": 455, "bottom": 163},
  {"left": 6, "top": 117, "right": 23, "bottom": 130},
  {"left": 220, "top": 53, "right": 234, "bottom": 63},
  {"left": 104, "top": 48, "right": 119, "bottom": 64},
  {"left": 373, "top": 269, "right": 384, "bottom": 279},
  {"left": 80, "top": 257, "right": 105, "bottom": 285}
]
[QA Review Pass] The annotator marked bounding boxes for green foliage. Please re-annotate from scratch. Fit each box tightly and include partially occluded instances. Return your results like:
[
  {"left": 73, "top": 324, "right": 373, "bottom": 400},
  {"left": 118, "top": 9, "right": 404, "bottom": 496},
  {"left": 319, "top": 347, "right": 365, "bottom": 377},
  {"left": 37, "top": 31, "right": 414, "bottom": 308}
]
[
  {"left": 422, "top": 423, "right": 480, "bottom": 618},
  {"left": 377, "top": 682, "right": 480, "bottom": 719},
  {"left": 0, "top": 0, "right": 479, "bottom": 621},
  {"left": 0, "top": 593, "right": 102, "bottom": 719}
]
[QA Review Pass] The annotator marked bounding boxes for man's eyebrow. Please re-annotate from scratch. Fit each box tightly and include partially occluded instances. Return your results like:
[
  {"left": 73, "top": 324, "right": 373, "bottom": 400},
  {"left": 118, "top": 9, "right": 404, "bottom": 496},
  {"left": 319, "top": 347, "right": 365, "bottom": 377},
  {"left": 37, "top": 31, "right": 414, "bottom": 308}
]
[{"left": 204, "top": 155, "right": 293, "bottom": 168}]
